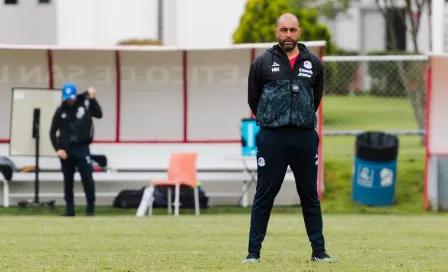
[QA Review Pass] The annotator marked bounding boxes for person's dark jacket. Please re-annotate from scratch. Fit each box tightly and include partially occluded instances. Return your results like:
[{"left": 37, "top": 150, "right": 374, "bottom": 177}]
[
  {"left": 50, "top": 91, "right": 103, "bottom": 151},
  {"left": 247, "top": 42, "right": 324, "bottom": 129}
]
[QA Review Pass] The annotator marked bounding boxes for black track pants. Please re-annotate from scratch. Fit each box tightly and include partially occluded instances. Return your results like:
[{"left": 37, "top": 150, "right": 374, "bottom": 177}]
[
  {"left": 60, "top": 144, "right": 96, "bottom": 213},
  {"left": 248, "top": 127, "right": 325, "bottom": 253}
]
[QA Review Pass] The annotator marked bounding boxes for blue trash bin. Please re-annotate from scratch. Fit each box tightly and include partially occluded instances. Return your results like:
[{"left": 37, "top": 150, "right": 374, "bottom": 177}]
[
  {"left": 240, "top": 119, "right": 260, "bottom": 156},
  {"left": 352, "top": 131, "right": 399, "bottom": 206}
]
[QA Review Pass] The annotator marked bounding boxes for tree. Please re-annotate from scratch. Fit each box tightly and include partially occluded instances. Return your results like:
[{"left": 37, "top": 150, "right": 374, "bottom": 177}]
[
  {"left": 289, "top": 0, "right": 352, "bottom": 20},
  {"left": 373, "top": 0, "right": 430, "bottom": 139},
  {"left": 374, "top": 0, "right": 429, "bottom": 53},
  {"left": 232, "top": 0, "right": 335, "bottom": 55}
]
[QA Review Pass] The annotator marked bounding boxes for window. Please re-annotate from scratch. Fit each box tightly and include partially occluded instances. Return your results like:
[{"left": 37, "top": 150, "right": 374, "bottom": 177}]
[{"left": 4, "top": 0, "right": 18, "bottom": 4}]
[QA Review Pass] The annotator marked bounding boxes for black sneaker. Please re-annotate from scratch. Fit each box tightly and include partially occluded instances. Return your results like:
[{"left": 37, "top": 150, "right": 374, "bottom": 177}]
[
  {"left": 311, "top": 250, "right": 338, "bottom": 263},
  {"left": 242, "top": 252, "right": 260, "bottom": 263},
  {"left": 86, "top": 203, "right": 95, "bottom": 214},
  {"left": 60, "top": 211, "right": 75, "bottom": 217}
]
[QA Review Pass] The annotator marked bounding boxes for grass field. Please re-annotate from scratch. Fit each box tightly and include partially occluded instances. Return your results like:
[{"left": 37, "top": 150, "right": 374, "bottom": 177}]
[
  {"left": 323, "top": 95, "right": 420, "bottom": 131},
  {"left": 1, "top": 214, "right": 448, "bottom": 271},
  {"left": 0, "top": 94, "right": 435, "bottom": 271}
]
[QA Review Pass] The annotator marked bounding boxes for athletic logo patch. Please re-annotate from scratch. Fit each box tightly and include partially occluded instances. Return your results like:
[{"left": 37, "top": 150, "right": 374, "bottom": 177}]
[
  {"left": 257, "top": 157, "right": 265, "bottom": 167},
  {"left": 304, "top": 61, "right": 312, "bottom": 69}
]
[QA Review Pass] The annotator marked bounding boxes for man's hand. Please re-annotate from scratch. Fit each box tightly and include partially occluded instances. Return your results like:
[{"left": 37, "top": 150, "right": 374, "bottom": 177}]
[
  {"left": 56, "top": 149, "right": 67, "bottom": 160},
  {"left": 88, "top": 87, "right": 96, "bottom": 99}
]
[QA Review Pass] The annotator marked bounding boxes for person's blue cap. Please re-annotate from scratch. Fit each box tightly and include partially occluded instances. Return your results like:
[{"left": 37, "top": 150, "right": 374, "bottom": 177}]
[{"left": 62, "top": 82, "right": 77, "bottom": 101}]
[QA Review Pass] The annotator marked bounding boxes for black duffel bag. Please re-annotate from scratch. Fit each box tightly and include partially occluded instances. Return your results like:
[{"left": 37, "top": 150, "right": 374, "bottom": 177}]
[
  {"left": 0, "top": 156, "right": 18, "bottom": 181},
  {"left": 152, "top": 185, "right": 209, "bottom": 209}
]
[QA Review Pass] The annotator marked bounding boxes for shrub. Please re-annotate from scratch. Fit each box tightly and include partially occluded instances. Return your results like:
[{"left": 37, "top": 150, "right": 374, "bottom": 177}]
[{"left": 117, "top": 39, "right": 163, "bottom": 46}]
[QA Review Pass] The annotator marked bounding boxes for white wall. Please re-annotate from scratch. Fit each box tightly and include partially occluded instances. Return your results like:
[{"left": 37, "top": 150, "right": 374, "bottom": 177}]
[
  {"left": 0, "top": 0, "right": 57, "bottom": 45},
  {"left": 321, "top": 7, "right": 362, "bottom": 51},
  {"left": 55, "top": 0, "right": 247, "bottom": 47},
  {"left": 56, "top": 0, "right": 158, "bottom": 46},
  {"left": 175, "top": 0, "right": 248, "bottom": 47},
  {"left": 55, "top": 0, "right": 94, "bottom": 45}
]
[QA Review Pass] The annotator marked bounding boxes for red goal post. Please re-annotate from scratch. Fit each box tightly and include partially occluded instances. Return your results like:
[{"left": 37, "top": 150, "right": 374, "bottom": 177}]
[{"left": 425, "top": 53, "right": 448, "bottom": 211}]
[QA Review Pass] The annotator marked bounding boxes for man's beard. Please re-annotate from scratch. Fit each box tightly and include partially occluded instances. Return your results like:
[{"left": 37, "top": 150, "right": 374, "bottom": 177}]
[{"left": 278, "top": 38, "right": 297, "bottom": 52}]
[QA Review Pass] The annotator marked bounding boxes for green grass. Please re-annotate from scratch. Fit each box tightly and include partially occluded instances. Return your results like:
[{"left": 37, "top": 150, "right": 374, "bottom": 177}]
[
  {"left": 320, "top": 95, "right": 425, "bottom": 214},
  {"left": 1, "top": 214, "right": 448, "bottom": 271},
  {"left": 323, "top": 95, "right": 419, "bottom": 130},
  {"left": 0, "top": 95, "right": 435, "bottom": 271},
  {"left": 322, "top": 94, "right": 423, "bottom": 160}
]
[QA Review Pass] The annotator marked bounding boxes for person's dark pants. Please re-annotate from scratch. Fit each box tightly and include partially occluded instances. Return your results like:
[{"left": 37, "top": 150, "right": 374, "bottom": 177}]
[
  {"left": 248, "top": 127, "right": 325, "bottom": 254},
  {"left": 60, "top": 143, "right": 96, "bottom": 214}
]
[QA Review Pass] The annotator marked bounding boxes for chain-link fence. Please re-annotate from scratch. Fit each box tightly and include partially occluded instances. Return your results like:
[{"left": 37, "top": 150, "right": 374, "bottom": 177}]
[{"left": 321, "top": 55, "right": 428, "bottom": 159}]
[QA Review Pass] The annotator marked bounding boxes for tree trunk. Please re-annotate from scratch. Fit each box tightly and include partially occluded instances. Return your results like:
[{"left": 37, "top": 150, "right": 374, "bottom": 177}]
[{"left": 377, "top": 0, "right": 427, "bottom": 145}]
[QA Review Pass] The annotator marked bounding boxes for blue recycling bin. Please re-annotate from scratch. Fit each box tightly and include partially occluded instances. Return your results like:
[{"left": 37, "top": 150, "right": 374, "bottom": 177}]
[
  {"left": 352, "top": 131, "right": 399, "bottom": 206},
  {"left": 241, "top": 118, "right": 260, "bottom": 156}
]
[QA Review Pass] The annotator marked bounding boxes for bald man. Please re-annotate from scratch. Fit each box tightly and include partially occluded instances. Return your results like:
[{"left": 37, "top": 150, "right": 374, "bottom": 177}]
[{"left": 242, "top": 13, "right": 337, "bottom": 263}]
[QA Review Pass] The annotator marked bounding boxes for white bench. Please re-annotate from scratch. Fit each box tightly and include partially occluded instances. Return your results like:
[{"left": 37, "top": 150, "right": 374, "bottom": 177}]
[
  {"left": 0, "top": 169, "right": 269, "bottom": 208},
  {"left": 0, "top": 144, "right": 301, "bottom": 208}
]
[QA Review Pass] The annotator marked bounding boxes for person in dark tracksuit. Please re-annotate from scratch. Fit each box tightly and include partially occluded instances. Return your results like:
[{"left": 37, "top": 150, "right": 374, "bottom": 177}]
[
  {"left": 242, "top": 13, "right": 337, "bottom": 264},
  {"left": 50, "top": 82, "right": 103, "bottom": 216}
]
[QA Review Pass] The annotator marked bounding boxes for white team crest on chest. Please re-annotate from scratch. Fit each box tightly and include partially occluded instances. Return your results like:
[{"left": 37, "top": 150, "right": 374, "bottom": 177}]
[
  {"left": 76, "top": 107, "right": 85, "bottom": 119},
  {"left": 303, "top": 61, "right": 312, "bottom": 69},
  {"left": 258, "top": 157, "right": 265, "bottom": 167},
  {"left": 298, "top": 61, "right": 313, "bottom": 78}
]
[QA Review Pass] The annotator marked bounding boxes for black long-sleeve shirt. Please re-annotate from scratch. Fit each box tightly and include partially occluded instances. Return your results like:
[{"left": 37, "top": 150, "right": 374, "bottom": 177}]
[{"left": 50, "top": 91, "right": 103, "bottom": 151}]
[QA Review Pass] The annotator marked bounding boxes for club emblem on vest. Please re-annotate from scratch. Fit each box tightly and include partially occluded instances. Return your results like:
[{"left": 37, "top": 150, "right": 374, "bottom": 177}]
[
  {"left": 258, "top": 157, "right": 265, "bottom": 167},
  {"left": 304, "top": 61, "right": 312, "bottom": 69}
]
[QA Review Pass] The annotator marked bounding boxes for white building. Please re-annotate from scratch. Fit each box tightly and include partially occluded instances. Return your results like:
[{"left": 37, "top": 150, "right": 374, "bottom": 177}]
[
  {"left": 322, "top": 0, "right": 433, "bottom": 53},
  {"left": 0, "top": 0, "right": 444, "bottom": 53},
  {"left": 0, "top": 0, "right": 248, "bottom": 47}
]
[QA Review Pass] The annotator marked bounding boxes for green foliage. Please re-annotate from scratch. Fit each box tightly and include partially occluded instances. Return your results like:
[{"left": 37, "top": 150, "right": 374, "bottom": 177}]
[
  {"left": 232, "top": 0, "right": 334, "bottom": 55},
  {"left": 117, "top": 39, "right": 163, "bottom": 45},
  {"left": 289, "top": 0, "right": 353, "bottom": 20}
]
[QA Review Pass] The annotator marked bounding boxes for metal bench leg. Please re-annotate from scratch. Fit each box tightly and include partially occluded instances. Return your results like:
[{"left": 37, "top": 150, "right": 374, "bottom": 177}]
[
  {"left": 194, "top": 186, "right": 200, "bottom": 215},
  {"left": 167, "top": 187, "right": 172, "bottom": 214},
  {"left": 174, "top": 184, "right": 180, "bottom": 216},
  {"left": 136, "top": 186, "right": 154, "bottom": 217},
  {"left": 2, "top": 178, "right": 9, "bottom": 208},
  {"left": 242, "top": 182, "right": 248, "bottom": 207}
]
